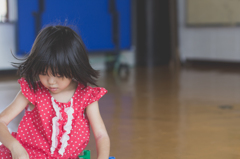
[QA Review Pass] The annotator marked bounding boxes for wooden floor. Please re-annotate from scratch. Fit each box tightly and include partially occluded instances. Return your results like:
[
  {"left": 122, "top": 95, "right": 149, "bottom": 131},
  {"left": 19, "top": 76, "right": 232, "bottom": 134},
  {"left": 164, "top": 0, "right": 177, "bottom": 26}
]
[{"left": 1, "top": 66, "right": 240, "bottom": 159}]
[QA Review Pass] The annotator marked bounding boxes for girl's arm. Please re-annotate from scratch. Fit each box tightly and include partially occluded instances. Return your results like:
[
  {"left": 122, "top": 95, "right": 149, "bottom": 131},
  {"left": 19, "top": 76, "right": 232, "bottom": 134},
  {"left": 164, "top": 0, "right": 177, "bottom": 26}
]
[
  {"left": 86, "top": 101, "right": 110, "bottom": 159},
  {"left": 0, "top": 90, "right": 30, "bottom": 158}
]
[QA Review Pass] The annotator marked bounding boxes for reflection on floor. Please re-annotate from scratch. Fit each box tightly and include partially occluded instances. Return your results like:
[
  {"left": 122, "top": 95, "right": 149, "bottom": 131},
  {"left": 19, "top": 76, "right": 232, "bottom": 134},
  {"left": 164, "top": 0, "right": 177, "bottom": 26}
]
[{"left": 1, "top": 66, "right": 240, "bottom": 159}]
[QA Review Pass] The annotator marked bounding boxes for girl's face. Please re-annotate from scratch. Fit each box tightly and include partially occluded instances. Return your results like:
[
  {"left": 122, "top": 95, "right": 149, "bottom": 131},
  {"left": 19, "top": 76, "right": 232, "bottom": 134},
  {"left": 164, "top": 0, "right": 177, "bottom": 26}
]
[{"left": 39, "top": 69, "right": 73, "bottom": 94}]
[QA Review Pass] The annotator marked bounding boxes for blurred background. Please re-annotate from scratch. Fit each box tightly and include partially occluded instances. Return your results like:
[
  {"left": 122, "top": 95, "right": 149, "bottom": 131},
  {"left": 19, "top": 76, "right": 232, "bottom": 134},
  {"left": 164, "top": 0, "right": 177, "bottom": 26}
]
[{"left": 1, "top": 0, "right": 240, "bottom": 158}]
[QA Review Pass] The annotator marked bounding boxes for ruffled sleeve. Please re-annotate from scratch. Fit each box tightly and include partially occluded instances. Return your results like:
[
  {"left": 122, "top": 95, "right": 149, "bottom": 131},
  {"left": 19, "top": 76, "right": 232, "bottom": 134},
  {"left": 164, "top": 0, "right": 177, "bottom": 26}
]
[
  {"left": 18, "top": 77, "right": 36, "bottom": 105},
  {"left": 85, "top": 86, "right": 107, "bottom": 107}
]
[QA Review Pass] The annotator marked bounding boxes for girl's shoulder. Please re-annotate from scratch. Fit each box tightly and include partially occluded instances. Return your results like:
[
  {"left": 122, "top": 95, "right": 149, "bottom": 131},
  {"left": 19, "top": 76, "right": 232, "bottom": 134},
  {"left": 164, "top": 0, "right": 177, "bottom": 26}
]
[
  {"left": 18, "top": 77, "right": 42, "bottom": 105},
  {"left": 79, "top": 84, "right": 107, "bottom": 95},
  {"left": 18, "top": 77, "right": 42, "bottom": 91},
  {"left": 77, "top": 84, "right": 108, "bottom": 105}
]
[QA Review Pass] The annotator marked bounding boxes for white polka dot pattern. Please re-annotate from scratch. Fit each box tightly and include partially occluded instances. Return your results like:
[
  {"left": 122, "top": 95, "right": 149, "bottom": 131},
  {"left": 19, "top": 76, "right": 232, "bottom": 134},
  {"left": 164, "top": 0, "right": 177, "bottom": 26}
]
[{"left": 0, "top": 78, "right": 107, "bottom": 158}]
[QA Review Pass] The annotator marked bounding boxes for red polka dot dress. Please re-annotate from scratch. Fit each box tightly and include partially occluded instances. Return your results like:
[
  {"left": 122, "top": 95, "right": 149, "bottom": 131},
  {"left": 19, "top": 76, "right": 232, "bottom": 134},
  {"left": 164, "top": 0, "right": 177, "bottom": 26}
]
[{"left": 0, "top": 77, "right": 107, "bottom": 159}]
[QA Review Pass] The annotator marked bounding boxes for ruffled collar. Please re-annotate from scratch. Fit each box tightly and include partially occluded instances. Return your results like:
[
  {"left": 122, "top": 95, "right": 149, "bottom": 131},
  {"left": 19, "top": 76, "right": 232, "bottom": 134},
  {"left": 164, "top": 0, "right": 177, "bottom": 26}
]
[{"left": 50, "top": 96, "right": 75, "bottom": 156}]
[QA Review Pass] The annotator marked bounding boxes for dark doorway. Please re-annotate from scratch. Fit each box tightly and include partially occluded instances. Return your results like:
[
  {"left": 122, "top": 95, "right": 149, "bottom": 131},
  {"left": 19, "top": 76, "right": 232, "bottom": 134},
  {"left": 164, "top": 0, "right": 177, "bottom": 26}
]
[{"left": 135, "top": 0, "right": 178, "bottom": 67}]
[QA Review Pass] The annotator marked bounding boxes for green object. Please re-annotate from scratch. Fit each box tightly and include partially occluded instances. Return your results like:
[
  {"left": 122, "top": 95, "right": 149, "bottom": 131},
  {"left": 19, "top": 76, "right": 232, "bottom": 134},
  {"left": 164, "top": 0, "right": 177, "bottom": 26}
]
[{"left": 79, "top": 150, "right": 91, "bottom": 159}]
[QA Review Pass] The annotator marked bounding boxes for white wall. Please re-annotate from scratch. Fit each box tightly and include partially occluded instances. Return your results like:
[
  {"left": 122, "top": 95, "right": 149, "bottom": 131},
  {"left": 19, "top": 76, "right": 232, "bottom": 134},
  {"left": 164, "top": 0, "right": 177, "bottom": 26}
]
[
  {"left": 178, "top": 0, "right": 240, "bottom": 62},
  {"left": 0, "top": 0, "right": 18, "bottom": 70},
  {"left": 0, "top": 24, "right": 18, "bottom": 70}
]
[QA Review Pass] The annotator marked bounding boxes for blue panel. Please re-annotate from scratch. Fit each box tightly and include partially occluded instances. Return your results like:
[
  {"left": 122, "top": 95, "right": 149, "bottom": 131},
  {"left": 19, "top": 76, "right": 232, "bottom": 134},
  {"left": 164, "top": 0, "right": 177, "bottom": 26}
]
[
  {"left": 117, "top": 0, "right": 131, "bottom": 49},
  {"left": 17, "top": 0, "right": 131, "bottom": 54},
  {"left": 17, "top": 0, "right": 38, "bottom": 55},
  {"left": 42, "top": 0, "right": 115, "bottom": 51}
]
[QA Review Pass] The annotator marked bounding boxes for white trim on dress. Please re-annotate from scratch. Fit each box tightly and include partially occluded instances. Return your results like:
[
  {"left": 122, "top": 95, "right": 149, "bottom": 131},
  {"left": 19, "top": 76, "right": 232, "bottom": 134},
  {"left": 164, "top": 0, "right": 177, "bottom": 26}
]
[{"left": 50, "top": 97, "right": 74, "bottom": 156}]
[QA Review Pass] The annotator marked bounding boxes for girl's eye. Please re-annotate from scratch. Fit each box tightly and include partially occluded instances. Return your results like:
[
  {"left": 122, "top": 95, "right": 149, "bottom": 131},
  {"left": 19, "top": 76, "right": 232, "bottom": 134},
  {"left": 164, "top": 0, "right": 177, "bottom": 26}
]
[{"left": 56, "top": 74, "right": 63, "bottom": 78}]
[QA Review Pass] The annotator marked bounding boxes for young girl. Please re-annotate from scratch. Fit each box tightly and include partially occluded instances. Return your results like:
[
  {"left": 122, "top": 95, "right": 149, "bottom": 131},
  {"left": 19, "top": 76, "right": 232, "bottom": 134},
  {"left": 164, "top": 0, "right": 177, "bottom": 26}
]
[{"left": 0, "top": 25, "right": 110, "bottom": 159}]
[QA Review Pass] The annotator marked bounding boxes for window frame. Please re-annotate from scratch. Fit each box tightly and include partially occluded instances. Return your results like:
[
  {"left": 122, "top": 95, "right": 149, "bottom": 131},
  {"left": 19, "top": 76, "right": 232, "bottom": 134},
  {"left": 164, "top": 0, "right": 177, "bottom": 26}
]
[{"left": 0, "top": 0, "right": 9, "bottom": 22}]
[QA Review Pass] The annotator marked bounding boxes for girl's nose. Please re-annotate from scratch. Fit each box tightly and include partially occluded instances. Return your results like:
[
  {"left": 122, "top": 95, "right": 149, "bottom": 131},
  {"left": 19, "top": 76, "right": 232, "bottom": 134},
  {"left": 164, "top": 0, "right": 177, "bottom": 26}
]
[{"left": 48, "top": 76, "right": 56, "bottom": 85}]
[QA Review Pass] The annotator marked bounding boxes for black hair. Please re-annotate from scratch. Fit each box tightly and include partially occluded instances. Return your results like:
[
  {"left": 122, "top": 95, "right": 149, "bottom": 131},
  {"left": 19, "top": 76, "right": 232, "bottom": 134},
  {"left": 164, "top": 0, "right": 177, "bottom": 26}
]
[{"left": 12, "top": 25, "right": 99, "bottom": 91}]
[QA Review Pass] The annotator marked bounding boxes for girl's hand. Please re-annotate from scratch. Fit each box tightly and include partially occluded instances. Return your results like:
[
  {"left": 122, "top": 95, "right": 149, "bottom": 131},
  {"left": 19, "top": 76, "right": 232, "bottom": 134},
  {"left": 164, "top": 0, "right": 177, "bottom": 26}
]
[{"left": 10, "top": 142, "right": 29, "bottom": 159}]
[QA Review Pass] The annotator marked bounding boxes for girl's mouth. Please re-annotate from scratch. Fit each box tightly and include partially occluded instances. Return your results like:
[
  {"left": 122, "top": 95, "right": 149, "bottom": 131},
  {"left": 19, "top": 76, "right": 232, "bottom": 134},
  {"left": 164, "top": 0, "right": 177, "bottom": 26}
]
[{"left": 49, "top": 87, "right": 58, "bottom": 92}]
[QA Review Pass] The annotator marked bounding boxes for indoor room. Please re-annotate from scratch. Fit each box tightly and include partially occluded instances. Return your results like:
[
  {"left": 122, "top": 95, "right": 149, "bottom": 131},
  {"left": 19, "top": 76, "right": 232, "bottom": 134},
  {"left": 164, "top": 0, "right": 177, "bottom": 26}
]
[{"left": 0, "top": 0, "right": 240, "bottom": 158}]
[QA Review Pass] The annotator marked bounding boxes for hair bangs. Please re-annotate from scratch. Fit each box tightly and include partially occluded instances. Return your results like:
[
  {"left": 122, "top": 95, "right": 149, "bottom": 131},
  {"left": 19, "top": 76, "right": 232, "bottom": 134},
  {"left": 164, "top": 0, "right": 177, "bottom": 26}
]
[{"left": 32, "top": 47, "right": 73, "bottom": 79}]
